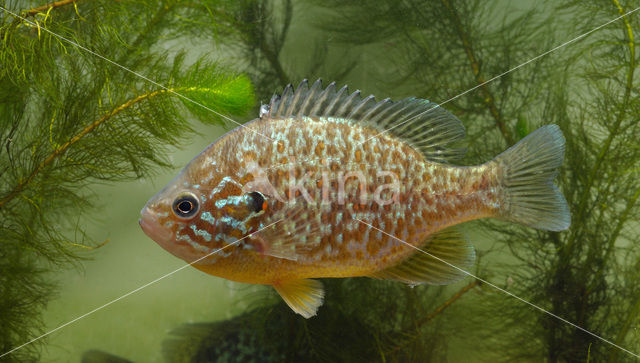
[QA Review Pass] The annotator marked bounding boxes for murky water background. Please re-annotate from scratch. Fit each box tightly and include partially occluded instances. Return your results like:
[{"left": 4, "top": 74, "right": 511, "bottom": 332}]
[
  {"left": 2, "top": 0, "right": 635, "bottom": 361},
  {"left": 39, "top": 124, "right": 253, "bottom": 362}
]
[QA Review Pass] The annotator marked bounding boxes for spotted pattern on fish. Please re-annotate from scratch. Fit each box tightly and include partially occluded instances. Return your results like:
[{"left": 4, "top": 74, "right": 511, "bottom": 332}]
[
  {"left": 140, "top": 79, "right": 569, "bottom": 298},
  {"left": 148, "top": 115, "right": 500, "bottom": 283}
]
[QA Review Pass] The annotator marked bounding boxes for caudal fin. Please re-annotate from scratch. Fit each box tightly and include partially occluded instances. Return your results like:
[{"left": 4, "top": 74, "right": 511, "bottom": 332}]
[{"left": 495, "top": 125, "right": 570, "bottom": 231}]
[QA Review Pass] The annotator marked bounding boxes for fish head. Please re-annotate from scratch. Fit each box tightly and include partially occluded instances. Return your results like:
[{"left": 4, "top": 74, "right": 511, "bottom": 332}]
[{"left": 139, "top": 139, "right": 272, "bottom": 264}]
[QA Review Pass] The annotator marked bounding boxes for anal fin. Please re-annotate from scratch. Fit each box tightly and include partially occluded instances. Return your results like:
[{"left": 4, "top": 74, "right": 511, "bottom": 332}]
[
  {"left": 370, "top": 227, "right": 475, "bottom": 285},
  {"left": 273, "top": 279, "right": 324, "bottom": 319}
]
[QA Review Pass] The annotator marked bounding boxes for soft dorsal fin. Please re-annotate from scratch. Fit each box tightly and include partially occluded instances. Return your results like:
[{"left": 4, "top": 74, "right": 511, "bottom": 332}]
[
  {"left": 273, "top": 279, "right": 324, "bottom": 318},
  {"left": 369, "top": 227, "right": 476, "bottom": 285},
  {"left": 263, "top": 79, "right": 466, "bottom": 163}
]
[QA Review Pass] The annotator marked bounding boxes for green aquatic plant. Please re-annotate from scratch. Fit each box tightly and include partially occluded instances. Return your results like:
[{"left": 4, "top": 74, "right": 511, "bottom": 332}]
[
  {"left": 162, "top": 279, "right": 479, "bottom": 362},
  {"left": 0, "top": 1, "right": 253, "bottom": 360},
  {"left": 186, "top": 0, "right": 295, "bottom": 93},
  {"left": 3, "top": 0, "right": 639, "bottom": 361},
  {"left": 176, "top": 0, "right": 360, "bottom": 100}
]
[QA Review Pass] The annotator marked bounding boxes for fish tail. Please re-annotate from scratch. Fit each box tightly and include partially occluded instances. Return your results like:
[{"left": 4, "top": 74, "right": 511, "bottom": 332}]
[{"left": 494, "top": 124, "right": 570, "bottom": 231}]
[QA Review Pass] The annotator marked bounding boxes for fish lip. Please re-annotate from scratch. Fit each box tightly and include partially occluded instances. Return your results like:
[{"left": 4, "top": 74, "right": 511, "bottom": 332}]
[{"left": 139, "top": 208, "right": 172, "bottom": 245}]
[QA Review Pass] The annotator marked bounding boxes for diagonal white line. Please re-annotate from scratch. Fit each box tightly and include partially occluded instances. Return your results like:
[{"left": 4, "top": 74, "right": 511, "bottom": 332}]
[
  {"left": 0, "top": 4, "right": 281, "bottom": 357},
  {"left": 358, "top": 6, "right": 640, "bottom": 146},
  {"left": 3, "top": 1, "right": 638, "bottom": 359},
  {"left": 0, "top": 6, "right": 274, "bottom": 142},
  {"left": 354, "top": 218, "right": 640, "bottom": 359},
  {"left": 0, "top": 219, "right": 283, "bottom": 358}
]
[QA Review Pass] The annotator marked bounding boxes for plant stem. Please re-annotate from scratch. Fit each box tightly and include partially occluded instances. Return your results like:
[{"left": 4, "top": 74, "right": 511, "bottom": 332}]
[
  {"left": 608, "top": 280, "right": 640, "bottom": 362},
  {"left": 23, "top": 0, "right": 79, "bottom": 17},
  {"left": 565, "top": 0, "right": 636, "bottom": 254},
  {"left": 0, "top": 87, "right": 209, "bottom": 209},
  {"left": 441, "top": 0, "right": 513, "bottom": 145},
  {"left": 417, "top": 279, "right": 479, "bottom": 326},
  {"left": 208, "top": 2, "right": 291, "bottom": 87},
  {"left": 385, "top": 280, "right": 479, "bottom": 354},
  {"left": 257, "top": 40, "right": 289, "bottom": 86}
]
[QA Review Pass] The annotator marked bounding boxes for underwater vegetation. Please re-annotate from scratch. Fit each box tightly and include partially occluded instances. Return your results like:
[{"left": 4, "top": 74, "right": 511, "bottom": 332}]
[
  {"left": 0, "top": 0, "right": 254, "bottom": 360},
  {"left": 0, "top": 0, "right": 639, "bottom": 362},
  {"left": 162, "top": 279, "right": 467, "bottom": 362}
]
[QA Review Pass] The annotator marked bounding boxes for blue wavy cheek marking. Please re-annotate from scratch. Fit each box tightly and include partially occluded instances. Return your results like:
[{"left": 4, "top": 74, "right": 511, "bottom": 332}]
[
  {"left": 190, "top": 224, "right": 212, "bottom": 242},
  {"left": 218, "top": 216, "right": 248, "bottom": 234},
  {"left": 200, "top": 211, "right": 216, "bottom": 225}
]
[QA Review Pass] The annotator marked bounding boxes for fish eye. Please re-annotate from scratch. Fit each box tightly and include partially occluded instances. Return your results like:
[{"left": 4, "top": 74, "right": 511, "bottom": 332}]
[
  {"left": 247, "top": 191, "right": 266, "bottom": 213},
  {"left": 172, "top": 193, "right": 199, "bottom": 218}
]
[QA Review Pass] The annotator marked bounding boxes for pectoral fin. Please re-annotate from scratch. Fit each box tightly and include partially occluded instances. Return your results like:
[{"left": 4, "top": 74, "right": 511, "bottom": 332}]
[
  {"left": 249, "top": 198, "right": 324, "bottom": 261},
  {"left": 369, "top": 227, "right": 475, "bottom": 285},
  {"left": 273, "top": 279, "right": 324, "bottom": 318}
]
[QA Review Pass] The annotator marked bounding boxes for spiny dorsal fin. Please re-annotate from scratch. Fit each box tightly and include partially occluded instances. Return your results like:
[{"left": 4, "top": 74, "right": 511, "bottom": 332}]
[
  {"left": 273, "top": 279, "right": 324, "bottom": 318},
  {"left": 369, "top": 227, "right": 476, "bottom": 285},
  {"left": 263, "top": 79, "right": 466, "bottom": 163}
]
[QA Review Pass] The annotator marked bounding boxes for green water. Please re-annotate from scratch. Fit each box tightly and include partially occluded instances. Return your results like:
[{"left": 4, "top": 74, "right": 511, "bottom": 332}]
[
  {"left": 39, "top": 124, "right": 252, "bottom": 362},
  {"left": 2, "top": 0, "right": 640, "bottom": 362}
]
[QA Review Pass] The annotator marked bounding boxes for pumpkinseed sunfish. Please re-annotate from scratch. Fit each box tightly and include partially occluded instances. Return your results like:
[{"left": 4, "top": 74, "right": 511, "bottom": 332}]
[{"left": 139, "top": 79, "right": 570, "bottom": 318}]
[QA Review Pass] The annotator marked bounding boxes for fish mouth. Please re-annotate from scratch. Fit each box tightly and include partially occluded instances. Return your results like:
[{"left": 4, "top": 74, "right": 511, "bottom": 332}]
[{"left": 139, "top": 208, "right": 172, "bottom": 245}]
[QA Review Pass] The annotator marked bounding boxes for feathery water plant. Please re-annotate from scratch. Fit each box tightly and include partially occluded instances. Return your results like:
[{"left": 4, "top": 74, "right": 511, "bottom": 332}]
[
  {"left": 0, "top": 1, "right": 253, "bottom": 360},
  {"left": 2, "top": 0, "right": 640, "bottom": 361}
]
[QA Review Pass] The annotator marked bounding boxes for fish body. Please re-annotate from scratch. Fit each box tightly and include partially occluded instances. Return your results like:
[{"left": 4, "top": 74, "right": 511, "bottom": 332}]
[
  {"left": 161, "top": 118, "right": 493, "bottom": 282},
  {"left": 140, "top": 80, "right": 570, "bottom": 317}
]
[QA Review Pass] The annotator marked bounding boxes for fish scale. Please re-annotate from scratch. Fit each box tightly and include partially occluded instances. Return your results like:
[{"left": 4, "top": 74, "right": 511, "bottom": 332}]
[
  {"left": 140, "top": 79, "right": 570, "bottom": 318},
  {"left": 158, "top": 116, "right": 495, "bottom": 275}
]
